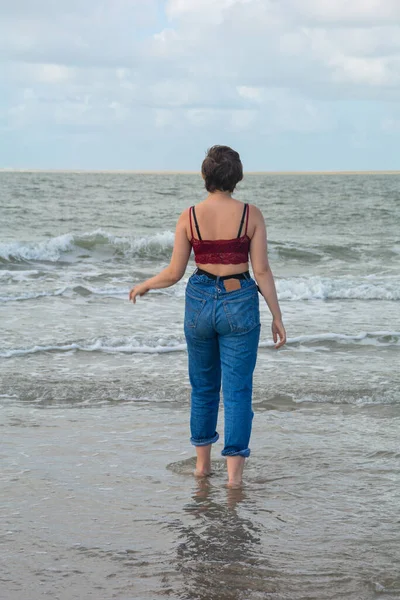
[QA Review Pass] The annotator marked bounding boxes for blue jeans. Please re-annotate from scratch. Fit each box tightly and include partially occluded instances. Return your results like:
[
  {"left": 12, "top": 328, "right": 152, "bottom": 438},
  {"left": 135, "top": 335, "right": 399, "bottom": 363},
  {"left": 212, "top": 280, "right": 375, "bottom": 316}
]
[{"left": 184, "top": 271, "right": 261, "bottom": 458}]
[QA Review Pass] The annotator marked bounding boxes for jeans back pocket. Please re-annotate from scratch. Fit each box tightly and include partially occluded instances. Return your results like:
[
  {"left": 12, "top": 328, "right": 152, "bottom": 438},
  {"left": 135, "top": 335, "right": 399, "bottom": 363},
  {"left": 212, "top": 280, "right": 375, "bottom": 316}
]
[
  {"left": 223, "top": 291, "right": 260, "bottom": 333},
  {"left": 185, "top": 291, "right": 206, "bottom": 329}
]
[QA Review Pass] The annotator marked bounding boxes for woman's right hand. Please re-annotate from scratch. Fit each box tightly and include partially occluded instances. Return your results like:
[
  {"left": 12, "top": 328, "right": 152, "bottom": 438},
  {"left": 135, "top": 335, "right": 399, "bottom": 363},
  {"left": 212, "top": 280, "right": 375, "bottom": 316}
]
[
  {"left": 129, "top": 283, "right": 149, "bottom": 304},
  {"left": 272, "top": 318, "right": 286, "bottom": 349}
]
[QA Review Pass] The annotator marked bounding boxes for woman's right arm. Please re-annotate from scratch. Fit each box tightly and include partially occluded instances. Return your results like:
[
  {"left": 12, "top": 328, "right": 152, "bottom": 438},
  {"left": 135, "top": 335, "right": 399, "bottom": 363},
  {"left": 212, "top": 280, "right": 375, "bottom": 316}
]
[
  {"left": 129, "top": 209, "right": 192, "bottom": 303},
  {"left": 249, "top": 206, "right": 286, "bottom": 348}
]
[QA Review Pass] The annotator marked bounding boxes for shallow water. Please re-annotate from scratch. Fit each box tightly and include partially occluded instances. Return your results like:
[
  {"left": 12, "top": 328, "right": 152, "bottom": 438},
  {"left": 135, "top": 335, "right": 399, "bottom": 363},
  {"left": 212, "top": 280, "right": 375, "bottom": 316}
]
[
  {"left": 1, "top": 172, "right": 400, "bottom": 598},
  {"left": 2, "top": 402, "right": 399, "bottom": 599}
]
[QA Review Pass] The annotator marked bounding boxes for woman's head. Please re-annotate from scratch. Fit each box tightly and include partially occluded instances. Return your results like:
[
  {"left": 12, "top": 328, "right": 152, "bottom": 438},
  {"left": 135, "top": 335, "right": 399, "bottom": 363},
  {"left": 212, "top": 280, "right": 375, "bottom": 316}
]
[{"left": 201, "top": 145, "right": 243, "bottom": 193}]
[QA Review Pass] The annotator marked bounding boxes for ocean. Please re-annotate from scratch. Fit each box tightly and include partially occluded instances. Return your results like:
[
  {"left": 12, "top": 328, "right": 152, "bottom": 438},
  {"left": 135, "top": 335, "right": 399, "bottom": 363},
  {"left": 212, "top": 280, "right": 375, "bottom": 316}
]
[{"left": 1, "top": 171, "right": 399, "bottom": 599}]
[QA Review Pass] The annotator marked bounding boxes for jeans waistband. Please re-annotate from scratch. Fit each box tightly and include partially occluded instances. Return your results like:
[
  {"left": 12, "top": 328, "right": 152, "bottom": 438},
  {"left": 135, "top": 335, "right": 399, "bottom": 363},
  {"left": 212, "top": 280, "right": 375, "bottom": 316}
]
[{"left": 195, "top": 268, "right": 251, "bottom": 281}]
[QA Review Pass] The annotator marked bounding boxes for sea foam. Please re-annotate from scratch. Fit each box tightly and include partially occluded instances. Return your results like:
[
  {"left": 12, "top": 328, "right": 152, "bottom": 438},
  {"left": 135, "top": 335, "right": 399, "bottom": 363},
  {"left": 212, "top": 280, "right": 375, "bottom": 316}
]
[
  {"left": 276, "top": 276, "right": 400, "bottom": 301},
  {"left": 2, "top": 331, "right": 399, "bottom": 358},
  {"left": 2, "top": 275, "right": 399, "bottom": 302}
]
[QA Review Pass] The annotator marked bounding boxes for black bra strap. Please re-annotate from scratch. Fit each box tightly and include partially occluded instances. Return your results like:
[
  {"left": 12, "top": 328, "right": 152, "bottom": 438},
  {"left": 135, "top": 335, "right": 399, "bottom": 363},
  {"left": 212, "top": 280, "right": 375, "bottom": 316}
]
[
  {"left": 237, "top": 203, "right": 248, "bottom": 238},
  {"left": 192, "top": 206, "right": 202, "bottom": 241}
]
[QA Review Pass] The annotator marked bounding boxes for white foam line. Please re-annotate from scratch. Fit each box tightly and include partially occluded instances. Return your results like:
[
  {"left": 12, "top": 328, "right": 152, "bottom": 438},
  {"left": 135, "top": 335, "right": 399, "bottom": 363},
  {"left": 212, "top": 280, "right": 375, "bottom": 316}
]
[
  {"left": 0, "top": 288, "right": 67, "bottom": 302},
  {"left": 0, "top": 341, "right": 187, "bottom": 358},
  {"left": 260, "top": 331, "right": 400, "bottom": 347},
  {"left": 1, "top": 331, "right": 399, "bottom": 358}
]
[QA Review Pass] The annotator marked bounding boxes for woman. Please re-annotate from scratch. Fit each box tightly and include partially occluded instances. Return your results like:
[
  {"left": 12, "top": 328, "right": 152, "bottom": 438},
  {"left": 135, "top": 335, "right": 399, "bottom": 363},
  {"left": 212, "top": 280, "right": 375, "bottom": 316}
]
[{"left": 129, "top": 145, "right": 286, "bottom": 487}]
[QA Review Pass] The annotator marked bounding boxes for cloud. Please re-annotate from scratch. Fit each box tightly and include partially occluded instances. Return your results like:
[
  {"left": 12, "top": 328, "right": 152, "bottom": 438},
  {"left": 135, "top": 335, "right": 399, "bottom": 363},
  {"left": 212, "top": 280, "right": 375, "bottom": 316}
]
[
  {"left": 158, "top": 1, "right": 400, "bottom": 95},
  {"left": 0, "top": 0, "right": 160, "bottom": 66},
  {"left": 1, "top": 0, "right": 400, "bottom": 169},
  {"left": 287, "top": 0, "right": 400, "bottom": 25}
]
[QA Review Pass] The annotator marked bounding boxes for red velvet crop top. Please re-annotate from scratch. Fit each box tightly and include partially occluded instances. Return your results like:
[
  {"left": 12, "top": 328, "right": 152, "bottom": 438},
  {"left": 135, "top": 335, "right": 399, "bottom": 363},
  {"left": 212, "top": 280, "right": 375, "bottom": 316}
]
[{"left": 190, "top": 203, "right": 250, "bottom": 265}]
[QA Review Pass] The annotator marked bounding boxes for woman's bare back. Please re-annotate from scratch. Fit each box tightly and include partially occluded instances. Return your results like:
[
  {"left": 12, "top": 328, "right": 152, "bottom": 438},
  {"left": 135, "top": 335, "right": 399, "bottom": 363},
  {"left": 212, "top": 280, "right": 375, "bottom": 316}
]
[{"left": 187, "top": 195, "right": 255, "bottom": 276}]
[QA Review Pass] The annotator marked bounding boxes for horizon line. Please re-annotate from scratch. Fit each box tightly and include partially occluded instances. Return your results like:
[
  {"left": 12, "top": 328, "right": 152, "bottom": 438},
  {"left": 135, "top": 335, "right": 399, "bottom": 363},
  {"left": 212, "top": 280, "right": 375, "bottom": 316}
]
[{"left": 1, "top": 168, "right": 400, "bottom": 175}]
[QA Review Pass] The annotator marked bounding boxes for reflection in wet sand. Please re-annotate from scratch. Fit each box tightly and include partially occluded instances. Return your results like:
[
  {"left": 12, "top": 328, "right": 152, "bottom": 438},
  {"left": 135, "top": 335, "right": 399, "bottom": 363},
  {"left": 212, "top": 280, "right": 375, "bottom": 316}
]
[{"left": 171, "top": 478, "right": 279, "bottom": 600}]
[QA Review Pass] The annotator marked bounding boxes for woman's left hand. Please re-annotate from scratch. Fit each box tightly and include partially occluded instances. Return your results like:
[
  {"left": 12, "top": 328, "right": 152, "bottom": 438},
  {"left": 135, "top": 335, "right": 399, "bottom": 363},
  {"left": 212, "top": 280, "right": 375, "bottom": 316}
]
[{"left": 129, "top": 283, "right": 149, "bottom": 303}]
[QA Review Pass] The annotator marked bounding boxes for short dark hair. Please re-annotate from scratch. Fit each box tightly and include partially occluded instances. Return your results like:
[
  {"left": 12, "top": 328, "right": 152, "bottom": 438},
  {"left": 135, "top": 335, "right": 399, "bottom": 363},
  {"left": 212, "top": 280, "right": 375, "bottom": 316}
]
[{"left": 201, "top": 145, "right": 243, "bottom": 193}]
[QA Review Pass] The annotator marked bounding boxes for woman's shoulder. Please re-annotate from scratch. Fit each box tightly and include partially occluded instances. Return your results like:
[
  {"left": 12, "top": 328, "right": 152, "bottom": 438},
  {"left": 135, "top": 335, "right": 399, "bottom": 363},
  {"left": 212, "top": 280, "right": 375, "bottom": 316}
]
[
  {"left": 177, "top": 207, "right": 191, "bottom": 225},
  {"left": 248, "top": 203, "right": 264, "bottom": 220}
]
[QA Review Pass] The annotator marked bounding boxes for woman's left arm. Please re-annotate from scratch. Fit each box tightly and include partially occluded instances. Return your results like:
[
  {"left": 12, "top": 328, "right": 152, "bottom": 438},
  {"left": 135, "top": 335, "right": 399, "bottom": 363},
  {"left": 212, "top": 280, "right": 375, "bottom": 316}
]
[{"left": 129, "top": 209, "right": 191, "bottom": 303}]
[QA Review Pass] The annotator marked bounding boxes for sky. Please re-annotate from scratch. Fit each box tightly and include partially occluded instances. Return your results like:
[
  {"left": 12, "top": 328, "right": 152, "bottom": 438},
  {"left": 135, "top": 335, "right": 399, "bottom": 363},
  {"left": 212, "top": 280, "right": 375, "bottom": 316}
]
[{"left": 1, "top": 0, "right": 400, "bottom": 171}]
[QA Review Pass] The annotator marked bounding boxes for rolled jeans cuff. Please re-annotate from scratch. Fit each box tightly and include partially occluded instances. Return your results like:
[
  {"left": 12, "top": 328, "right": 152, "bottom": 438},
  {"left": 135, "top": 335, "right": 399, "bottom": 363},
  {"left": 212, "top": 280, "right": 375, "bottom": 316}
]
[
  {"left": 221, "top": 448, "right": 251, "bottom": 458},
  {"left": 190, "top": 431, "right": 219, "bottom": 446}
]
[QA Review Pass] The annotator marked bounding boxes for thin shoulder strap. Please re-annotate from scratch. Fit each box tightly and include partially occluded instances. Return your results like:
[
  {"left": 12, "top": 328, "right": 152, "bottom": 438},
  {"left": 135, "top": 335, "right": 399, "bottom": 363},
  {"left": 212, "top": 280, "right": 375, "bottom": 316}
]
[
  {"left": 244, "top": 203, "right": 250, "bottom": 235},
  {"left": 189, "top": 206, "right": 194, "bottom": 239},
  {"left": 192, "top": 206, "right": 202, "bottom": 240},
  {"left": 237, "top": 203, "right": 248, "bottom": 238}
]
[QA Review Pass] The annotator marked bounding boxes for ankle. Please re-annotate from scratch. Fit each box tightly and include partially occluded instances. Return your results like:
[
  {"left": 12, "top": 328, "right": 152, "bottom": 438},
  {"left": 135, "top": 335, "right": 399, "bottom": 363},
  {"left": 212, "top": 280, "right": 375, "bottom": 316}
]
[
  {"left": 226, "top": 456, "right": 245, "bottom": 486},
  {"left": 196, "top": 462, "right": 211, "bottom": 472},
  {"left": 194, "top": 468, "right": 211, "bottom": 477},
  {"left": 227, "top": 479, "right": 242, "bottom": 488}
]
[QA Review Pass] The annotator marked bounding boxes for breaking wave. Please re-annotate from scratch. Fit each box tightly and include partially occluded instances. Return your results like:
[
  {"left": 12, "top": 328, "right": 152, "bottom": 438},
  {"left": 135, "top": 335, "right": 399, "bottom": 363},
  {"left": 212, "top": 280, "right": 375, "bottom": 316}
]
[
  {"left": 0, "top": 229, "right": 175, "bottom": 263},
  {"left": 276, "top": 276, "right": 400, "bottom": 301}
]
